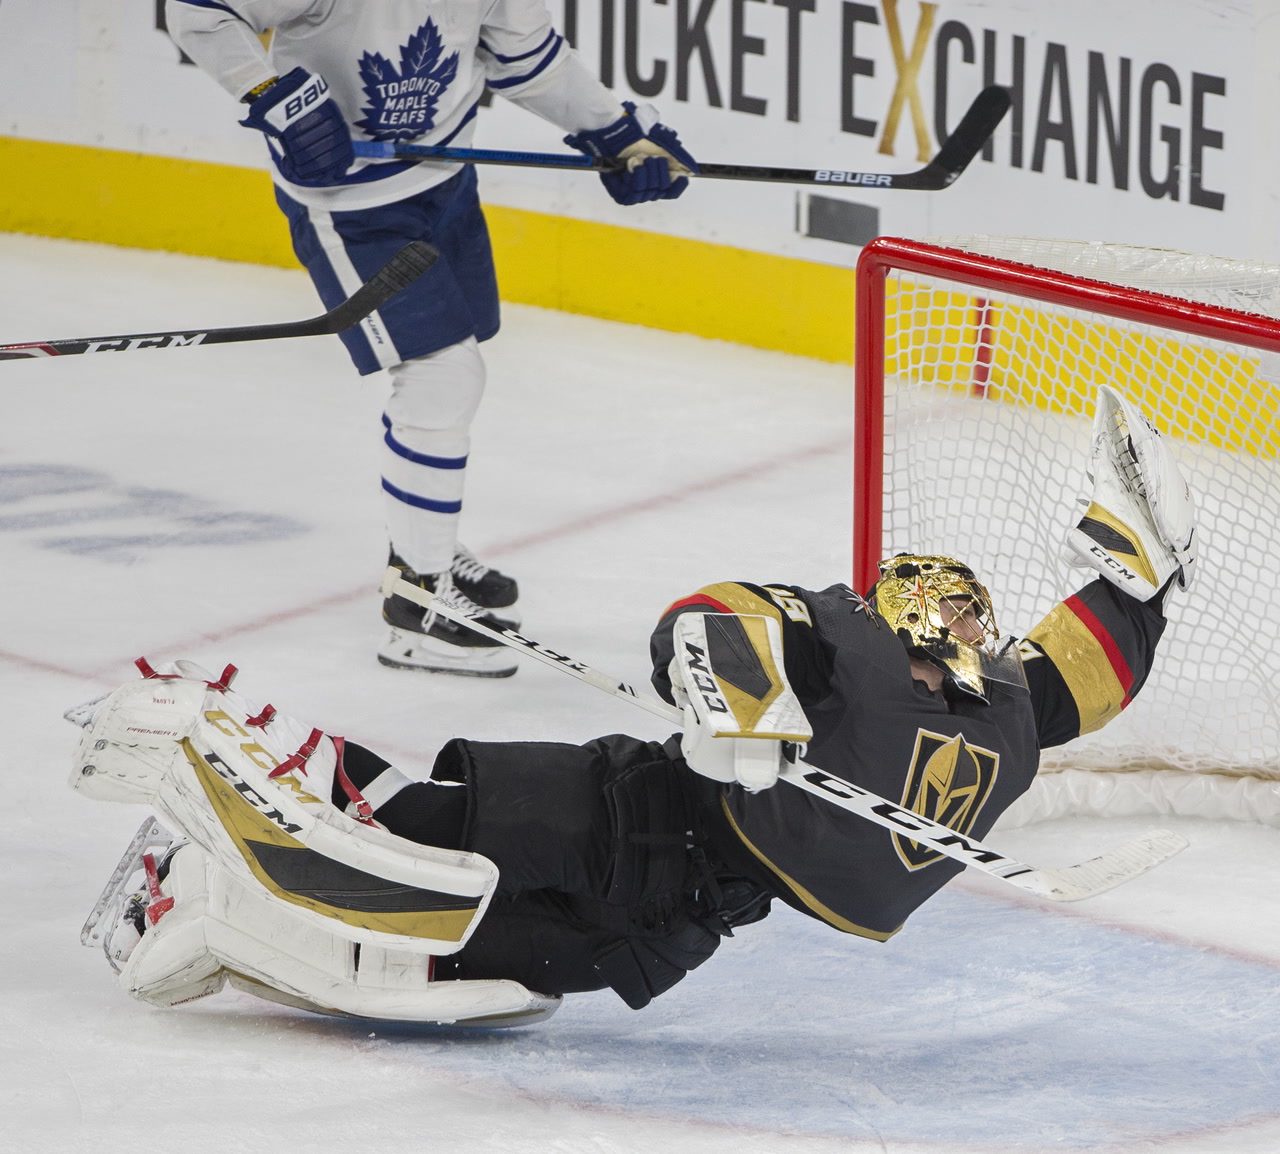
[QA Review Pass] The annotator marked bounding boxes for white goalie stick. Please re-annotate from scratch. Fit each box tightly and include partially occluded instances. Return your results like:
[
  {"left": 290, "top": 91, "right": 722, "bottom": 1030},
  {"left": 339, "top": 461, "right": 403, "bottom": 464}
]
[{"left": 381, "top": 570, "right": 1188, "bottom": 902}]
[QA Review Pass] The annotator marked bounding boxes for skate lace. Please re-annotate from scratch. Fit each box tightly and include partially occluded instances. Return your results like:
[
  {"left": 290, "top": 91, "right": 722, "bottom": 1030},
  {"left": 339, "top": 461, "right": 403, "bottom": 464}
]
[
  {"left": 451, "top": 546, "right": 491, "bottom": 583},
  {"left": 430, "top": 570, "right": 489, "bottom": 619}
]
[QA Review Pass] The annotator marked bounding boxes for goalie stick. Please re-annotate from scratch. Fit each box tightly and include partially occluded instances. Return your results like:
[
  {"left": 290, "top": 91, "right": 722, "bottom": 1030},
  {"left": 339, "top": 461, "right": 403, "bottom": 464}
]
[
  {"left": 380, "top": 569, "right": 1187, "bottom": 903},
  {"left": 353, "top": 86, "right": 1011, "bottom": 192},
  {"left": 0, "top": 241, "right": 438, "bottom": 362}
]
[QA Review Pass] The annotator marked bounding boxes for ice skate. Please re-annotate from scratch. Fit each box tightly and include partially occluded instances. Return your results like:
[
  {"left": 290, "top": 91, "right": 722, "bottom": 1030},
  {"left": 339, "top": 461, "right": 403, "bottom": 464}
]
[
  {"left": 450, "top": 544, "right": 520, "bottom": 625},
  {"left": 81, "top": 817, "right": 184, "bottom": 973},
  {"left": 379, "top": 564, "right": 519, "bottom": 677}
]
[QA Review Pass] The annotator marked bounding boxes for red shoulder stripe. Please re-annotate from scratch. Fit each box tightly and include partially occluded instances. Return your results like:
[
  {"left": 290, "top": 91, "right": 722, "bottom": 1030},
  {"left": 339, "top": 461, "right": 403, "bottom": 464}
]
[
  {"left": 658, "top": 594, "right": 734, "bottom": 618},
  {"left": 1065, "top": 593, "right": 1135, "bottom": 706}
]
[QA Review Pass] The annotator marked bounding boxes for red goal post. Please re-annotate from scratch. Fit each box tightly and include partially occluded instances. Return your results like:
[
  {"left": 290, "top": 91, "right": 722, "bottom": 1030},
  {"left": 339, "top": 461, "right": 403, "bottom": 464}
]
[{"left": 853, "top": 236, "right": 1280, "bottom": 825}]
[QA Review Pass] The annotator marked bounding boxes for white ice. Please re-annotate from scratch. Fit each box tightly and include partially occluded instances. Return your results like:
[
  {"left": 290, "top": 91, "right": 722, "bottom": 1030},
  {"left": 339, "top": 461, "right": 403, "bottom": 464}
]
[{"left": 3, "top": 233, "right": 1280, "bottom": 1154}]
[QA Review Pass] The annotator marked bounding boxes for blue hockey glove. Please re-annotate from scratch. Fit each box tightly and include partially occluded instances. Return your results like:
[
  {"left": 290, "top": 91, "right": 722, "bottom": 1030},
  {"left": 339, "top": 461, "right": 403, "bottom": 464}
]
[
  {"left": 564, "top": 102, "right": 698, "bottom": 206},
  {"left": 238, "top": 67, "right": 354, "bottom": 187}
]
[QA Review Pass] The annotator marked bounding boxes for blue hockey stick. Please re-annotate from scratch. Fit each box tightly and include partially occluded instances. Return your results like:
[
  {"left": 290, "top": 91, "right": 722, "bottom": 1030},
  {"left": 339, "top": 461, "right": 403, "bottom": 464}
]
[{"left": 353, "top": 86, "right": 1011, "bottom": 192}]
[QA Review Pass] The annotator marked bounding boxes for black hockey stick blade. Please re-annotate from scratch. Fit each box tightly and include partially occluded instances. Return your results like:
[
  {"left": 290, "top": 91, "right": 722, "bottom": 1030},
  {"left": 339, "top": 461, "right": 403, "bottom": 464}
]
[
  {"left": 891, "top": 84, "right": 1012, "bottom": 190},
  {"left": 0, "top": 241, "right": 438, "bottom": 361},
  {"left": 353, "top": 87, "right": 1011, "bottom": 191},
  {"left": 695, "top": 84, "right": 1011, "bottom": 188}
]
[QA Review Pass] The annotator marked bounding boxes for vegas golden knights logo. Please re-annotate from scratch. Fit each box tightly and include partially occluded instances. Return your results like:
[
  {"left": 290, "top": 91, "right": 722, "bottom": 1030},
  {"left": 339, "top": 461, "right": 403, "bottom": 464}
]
[{"left": 894, "top": 729, "right": 999, "bottom": 870}]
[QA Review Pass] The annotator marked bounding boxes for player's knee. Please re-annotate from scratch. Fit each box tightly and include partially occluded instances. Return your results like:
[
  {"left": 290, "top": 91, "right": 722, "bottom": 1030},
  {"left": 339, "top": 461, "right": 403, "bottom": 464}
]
[{"left": 386, "top": 337, "right": 486, "bottom": 432}]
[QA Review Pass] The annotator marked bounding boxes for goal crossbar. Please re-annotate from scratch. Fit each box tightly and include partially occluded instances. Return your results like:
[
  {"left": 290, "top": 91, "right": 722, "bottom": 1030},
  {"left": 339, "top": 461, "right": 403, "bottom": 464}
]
[{"left": 853, "top": 237, "right": 1280, "bottom": 592}]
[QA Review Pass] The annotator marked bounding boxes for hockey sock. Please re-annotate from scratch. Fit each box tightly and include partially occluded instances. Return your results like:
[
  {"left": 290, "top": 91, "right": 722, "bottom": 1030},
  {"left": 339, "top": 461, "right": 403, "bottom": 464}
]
[{"left": 381, "top": 339, "right": 485, "bottom": 575}]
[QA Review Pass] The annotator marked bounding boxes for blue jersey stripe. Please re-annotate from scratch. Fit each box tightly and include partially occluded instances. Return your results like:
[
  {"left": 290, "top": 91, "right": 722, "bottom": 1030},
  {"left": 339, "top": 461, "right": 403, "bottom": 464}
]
[
  {"left": 381, "top": 477, "right": 463, "bottom": 514},
  {"left": 486, "top": 36, "right": 564, "bottom": 90},
  {"left": 478, "top": 28, "right": 558, "bottom": 64},
  {"left": 383, "top": 428, "right": 467, "bottom": 470}
]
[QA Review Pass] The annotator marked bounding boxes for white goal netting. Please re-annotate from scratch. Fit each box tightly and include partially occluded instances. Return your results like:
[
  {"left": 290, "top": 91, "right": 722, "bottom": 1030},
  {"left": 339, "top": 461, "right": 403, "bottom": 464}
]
[{"left": 874, "top": 236, "right": 1280, "bottom": 825}]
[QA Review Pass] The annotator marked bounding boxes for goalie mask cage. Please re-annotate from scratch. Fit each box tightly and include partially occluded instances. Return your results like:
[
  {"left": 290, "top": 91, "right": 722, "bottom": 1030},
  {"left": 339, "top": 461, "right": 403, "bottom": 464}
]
[{"left": 854, "top": 236, "right": 1280, "bottom": 827}]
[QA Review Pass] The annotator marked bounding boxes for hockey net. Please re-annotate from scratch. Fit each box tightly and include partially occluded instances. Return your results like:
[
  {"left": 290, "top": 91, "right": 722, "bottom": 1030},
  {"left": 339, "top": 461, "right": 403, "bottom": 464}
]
[{"left": 854, "top": 236, "right": 1280, "bottom": 827}]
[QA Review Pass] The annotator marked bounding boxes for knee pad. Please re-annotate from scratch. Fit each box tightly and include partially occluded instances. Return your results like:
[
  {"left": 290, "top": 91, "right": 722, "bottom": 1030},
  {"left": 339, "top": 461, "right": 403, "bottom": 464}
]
[{"left": 386, "top": 337, "right": 486, "bottom": 434}]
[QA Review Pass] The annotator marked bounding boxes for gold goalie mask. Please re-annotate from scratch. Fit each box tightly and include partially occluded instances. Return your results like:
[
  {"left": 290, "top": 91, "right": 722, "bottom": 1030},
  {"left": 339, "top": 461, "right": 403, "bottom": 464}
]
[{"left": 872, "top": 554, "right": 1025, "bottom": 703}]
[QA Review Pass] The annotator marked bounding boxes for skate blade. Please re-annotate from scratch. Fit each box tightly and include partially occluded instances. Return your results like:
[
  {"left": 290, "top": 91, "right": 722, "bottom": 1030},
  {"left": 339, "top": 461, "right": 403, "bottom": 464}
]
[
  {"left": 377, "top": 652, "right": 518, "bottom": 678},
  {"left": 82, "top": 817, "right": 179, "bottom": 971}
]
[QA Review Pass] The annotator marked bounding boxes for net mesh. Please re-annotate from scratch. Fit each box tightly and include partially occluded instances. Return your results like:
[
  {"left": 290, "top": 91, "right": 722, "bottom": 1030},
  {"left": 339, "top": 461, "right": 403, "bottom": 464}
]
[{"left": 880, "top": 236, "right": 1280, "bottom": 781}]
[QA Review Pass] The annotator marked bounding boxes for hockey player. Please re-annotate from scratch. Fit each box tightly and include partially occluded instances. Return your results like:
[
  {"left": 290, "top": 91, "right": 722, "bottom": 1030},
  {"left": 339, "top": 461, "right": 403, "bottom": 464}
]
[
  {"left": 164, "top": 1, "right": 697, "bottom": 677},
  {"left": 71, "top": 386, "right": 1195, "bottom": 1023}
]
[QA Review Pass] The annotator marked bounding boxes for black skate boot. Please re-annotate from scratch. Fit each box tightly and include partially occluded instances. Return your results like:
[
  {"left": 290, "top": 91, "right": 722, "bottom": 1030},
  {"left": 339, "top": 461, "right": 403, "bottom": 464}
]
[
  {"left": 379, "top": 562, "right": 518, "bottom": 677},
  {"left": 449, "top": 544, "right": 520, "bottom": 625}
]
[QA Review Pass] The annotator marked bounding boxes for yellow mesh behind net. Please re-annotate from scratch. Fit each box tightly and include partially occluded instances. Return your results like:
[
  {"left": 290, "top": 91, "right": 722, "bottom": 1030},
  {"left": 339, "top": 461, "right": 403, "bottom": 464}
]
[{"left": 882, "top": 237, "right": 1280, "bottom": 780}]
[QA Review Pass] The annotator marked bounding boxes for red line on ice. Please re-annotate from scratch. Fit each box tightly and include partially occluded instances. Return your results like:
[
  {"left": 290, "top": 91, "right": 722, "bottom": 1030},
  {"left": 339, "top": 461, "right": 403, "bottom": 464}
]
[{"left": 2, "top": 435, "right": 847, "bottom": 682}]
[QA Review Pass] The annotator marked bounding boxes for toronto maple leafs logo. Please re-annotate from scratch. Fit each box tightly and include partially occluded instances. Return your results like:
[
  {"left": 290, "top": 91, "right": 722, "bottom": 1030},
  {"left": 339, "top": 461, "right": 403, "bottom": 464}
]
[{"left": 356, "top": 19, "right": 459, "bottom": 142}]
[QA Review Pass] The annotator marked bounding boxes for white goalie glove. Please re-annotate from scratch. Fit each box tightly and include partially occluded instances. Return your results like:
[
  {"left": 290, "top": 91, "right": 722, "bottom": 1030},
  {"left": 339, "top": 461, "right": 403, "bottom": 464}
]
[
  {"left": 1065, "top": 384, "right": 1198, "bottom": 601},
  {"left": 668, "top": 612, "right": 813, "bottom": 792}
]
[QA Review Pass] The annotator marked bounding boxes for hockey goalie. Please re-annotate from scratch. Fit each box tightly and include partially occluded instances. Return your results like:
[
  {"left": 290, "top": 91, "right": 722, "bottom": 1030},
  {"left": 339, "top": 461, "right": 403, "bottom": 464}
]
[{"left": 69, "top": 386, "right": 1196, "bottom": 1024}]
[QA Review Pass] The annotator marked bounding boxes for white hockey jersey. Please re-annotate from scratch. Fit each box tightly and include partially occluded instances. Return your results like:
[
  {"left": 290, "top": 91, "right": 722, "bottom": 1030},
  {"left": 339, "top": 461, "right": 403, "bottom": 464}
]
[{"left": 166, "top": 0, "right": 623, "bottom": 210}]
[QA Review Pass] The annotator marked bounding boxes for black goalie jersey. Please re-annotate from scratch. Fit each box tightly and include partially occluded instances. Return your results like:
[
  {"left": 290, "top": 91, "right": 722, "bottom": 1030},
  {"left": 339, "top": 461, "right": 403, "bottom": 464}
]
[{"left": 650, "top": 578, "right": 1166, "bottom": 941}]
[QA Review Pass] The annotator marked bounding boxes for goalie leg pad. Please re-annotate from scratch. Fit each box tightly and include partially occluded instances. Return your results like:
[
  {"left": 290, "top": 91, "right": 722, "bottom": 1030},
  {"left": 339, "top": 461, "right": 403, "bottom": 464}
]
[
  {"left": 72, "top": 662, "right": 500, "bottom": 957},
  {"left": 122, "top": 844, "right": 560, "bottom": 1026}
]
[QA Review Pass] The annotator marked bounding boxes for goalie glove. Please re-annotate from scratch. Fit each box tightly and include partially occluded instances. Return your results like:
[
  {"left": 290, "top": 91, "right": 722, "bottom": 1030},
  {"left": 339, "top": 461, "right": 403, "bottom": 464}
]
[
  {"left": 669, "top": 612, "right": 812, "bottom": 792},
  {"left": 1066, "top": 384, "right": 1198, "bottom": 601}
]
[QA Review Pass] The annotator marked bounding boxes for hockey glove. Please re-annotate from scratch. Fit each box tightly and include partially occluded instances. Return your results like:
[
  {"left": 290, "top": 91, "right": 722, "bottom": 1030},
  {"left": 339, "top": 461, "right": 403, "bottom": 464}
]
[
  {"left": 1065, "top": 384, "right": 1198, "bottom": 601},
  {"left": 564, "top": 102, "right": 698, "bottom": 206},
  {"left": 239, "top": 67, "right": 353, "bottom": 187},
  {"left": 668, "top": 612, "right": 811, "bottom": 792}
]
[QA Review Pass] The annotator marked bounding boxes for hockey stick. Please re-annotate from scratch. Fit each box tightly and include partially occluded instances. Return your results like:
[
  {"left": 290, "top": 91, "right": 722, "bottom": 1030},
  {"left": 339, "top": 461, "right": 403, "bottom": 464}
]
[
  {"left": 0, "top": 241, "right": 439, "bottom": 362},
  {"left": 354, "top": 86, "right": 1011, "bottom": 192},
  {"left": 380, "top": 568, "right": 1188, "bottom": 902}
]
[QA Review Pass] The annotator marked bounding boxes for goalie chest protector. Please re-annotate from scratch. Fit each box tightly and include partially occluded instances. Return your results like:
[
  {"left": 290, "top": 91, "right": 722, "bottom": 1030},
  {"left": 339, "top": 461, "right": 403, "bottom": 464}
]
[{"left": 715, "top": 584, "right": 1041, "bottom": 941}]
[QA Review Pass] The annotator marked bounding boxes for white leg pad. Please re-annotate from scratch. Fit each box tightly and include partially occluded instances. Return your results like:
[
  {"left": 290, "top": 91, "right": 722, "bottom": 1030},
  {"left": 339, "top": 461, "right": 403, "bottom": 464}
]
[
  {"left": 70, "top": 664, "right": 498, "bottom": 956},
  {"left": 124, "top": 847, "right": 560, "bottom": 1027}
]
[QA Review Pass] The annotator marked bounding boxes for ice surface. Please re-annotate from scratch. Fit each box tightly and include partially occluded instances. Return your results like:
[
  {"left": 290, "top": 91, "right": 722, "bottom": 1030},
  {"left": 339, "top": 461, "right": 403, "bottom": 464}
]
[{"left": 3, "top": 234, "right": 1280, "bottom": 1153}]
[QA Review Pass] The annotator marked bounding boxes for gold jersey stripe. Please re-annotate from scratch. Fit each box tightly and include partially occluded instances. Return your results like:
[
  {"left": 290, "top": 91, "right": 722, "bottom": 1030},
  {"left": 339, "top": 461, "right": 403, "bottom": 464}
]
[
  {"left": 694, "top": 582, "right": 786, "bottom": 623},
  {"left": 1026, "top": 602, "right": 1128, "bottom": 735},
  {"left": 183, "top": 740, "right": 478, "bottom": 943},
  {"left": 720, "top": 798, "right": 901, "bottom": 942}
]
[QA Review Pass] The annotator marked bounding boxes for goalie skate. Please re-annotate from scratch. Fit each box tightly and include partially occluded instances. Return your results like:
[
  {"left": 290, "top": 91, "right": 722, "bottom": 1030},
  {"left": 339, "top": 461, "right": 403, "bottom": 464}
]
[{"left": 81, "top": 816, "right": 184, "bottom": 972}]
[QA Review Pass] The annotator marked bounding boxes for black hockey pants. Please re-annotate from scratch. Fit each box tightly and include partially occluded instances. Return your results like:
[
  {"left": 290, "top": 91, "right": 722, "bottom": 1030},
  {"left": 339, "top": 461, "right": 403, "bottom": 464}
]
[{"left": 338, "top": 734, "right": 771, "bottom": 1009}]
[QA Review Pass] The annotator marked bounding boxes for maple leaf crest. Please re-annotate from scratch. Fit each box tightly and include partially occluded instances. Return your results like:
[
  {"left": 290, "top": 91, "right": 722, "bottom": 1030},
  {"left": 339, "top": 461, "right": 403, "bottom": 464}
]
[{"left": 356, "top": 19, "right": 460, "bottom": 143}]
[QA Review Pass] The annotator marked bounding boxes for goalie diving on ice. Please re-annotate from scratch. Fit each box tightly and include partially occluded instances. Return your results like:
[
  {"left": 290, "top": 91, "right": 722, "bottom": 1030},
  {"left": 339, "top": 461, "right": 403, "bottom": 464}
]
[{"left": 69, "top": 385, "right": 1196, "bottom": 1027}]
